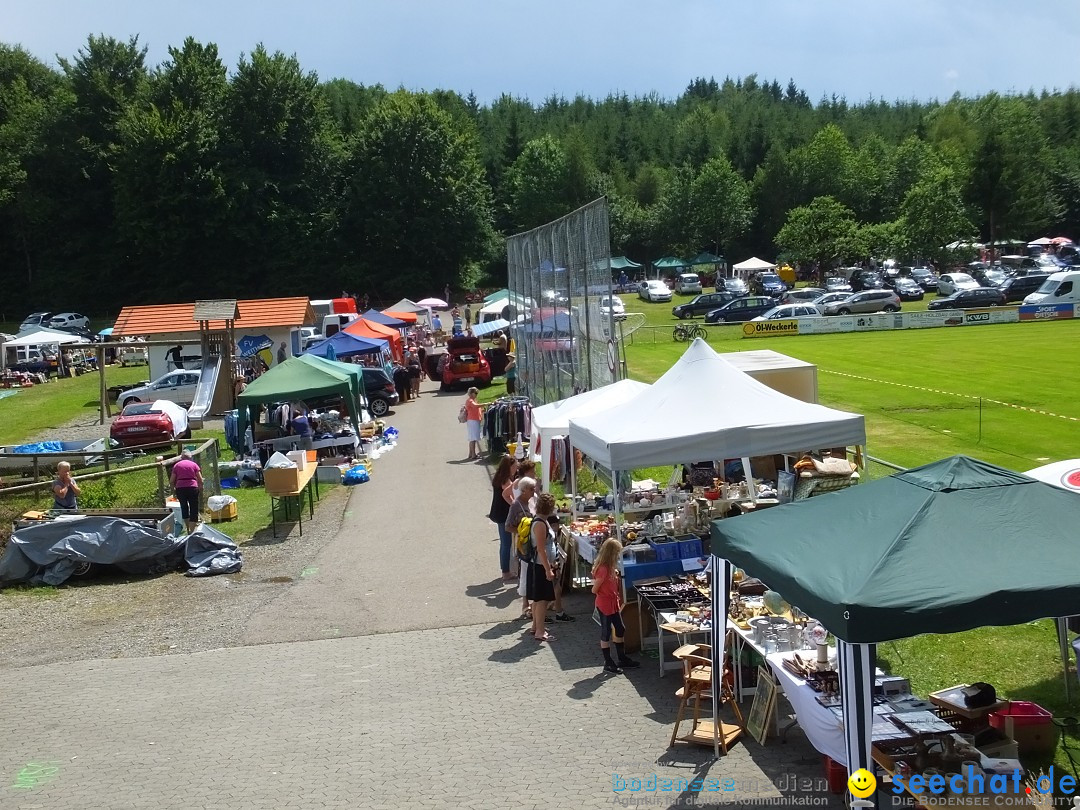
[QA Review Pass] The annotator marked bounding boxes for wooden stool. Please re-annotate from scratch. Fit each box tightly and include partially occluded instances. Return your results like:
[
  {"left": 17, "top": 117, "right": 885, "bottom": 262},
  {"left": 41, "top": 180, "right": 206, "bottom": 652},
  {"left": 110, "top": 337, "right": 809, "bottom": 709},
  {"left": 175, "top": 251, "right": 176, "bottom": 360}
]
[{"left": 669, "top": 641, "right": 744, "bottom": 754}]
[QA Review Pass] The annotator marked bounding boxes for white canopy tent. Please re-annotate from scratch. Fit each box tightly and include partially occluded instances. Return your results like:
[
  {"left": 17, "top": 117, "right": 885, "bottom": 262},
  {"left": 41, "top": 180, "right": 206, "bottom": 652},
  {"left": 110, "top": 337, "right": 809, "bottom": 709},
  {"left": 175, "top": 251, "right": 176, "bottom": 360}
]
[
  {"left": 6, "top": 329, "right": 89, "bottom": 347},
  {"left": 477, "top": 298, "right": 510, "bottom": 322},
  {"left": 731, "top": 257, "right": 777, "bottom": 278},
  {"left": 530, "top": 379, "right": 649, "bottom": 492},
  {"left": 1026, "top": 459, "right": 1080, "bottom": 493},
  {"left": 386, "top": 298, "right": 427, "bottom": 314},
  {"left": 568, "top": 338, "right": 865, "bottom": 471}
]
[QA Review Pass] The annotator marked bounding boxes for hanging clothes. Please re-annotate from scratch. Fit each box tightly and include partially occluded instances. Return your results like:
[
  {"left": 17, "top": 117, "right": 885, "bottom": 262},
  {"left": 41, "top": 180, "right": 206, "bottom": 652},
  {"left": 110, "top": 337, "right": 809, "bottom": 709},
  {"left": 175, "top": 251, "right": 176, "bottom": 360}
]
[{"left": 482, "top": 396, "right": 532, "bottom": 454}]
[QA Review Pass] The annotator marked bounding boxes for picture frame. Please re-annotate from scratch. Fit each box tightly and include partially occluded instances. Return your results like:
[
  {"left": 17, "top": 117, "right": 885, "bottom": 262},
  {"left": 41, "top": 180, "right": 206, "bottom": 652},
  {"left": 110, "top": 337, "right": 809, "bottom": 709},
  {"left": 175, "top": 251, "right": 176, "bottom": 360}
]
[
  {"left": 746, "top": 665, "right": 779, "bottom": 745},
  {"left": 777, "top": 470, "right": 796, "bottom": 504}
]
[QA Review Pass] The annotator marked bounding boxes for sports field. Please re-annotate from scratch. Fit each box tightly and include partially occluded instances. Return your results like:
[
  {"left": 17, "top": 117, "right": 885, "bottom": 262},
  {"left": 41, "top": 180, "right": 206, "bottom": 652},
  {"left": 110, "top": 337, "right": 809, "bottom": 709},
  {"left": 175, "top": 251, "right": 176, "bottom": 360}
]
[{"left": 622, "top": 298, "right": 1080, "bottom": 472}]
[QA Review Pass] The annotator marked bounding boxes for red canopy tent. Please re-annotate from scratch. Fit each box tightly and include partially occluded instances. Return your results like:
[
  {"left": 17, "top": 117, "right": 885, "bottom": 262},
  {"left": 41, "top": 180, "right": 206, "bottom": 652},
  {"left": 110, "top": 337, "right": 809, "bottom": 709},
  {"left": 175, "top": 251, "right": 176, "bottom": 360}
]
[
  {"left": 345, "top": 318, "right": 403, "bottom": 361},
  {"left": 383, "top": 309, "right": 418, "bottom": 324}
]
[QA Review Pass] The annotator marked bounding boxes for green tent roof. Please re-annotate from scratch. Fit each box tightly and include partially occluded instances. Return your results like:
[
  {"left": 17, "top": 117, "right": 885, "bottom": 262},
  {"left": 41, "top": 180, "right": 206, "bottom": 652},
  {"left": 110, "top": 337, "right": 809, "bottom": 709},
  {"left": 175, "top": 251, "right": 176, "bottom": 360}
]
[
  {"left": 236, "top": 355, "right": 362, "bottom": 438},
  {"left": 653, "top": 256, "right": 689, "bottom": 269},
  {"left": 483, "top": 288, "right": 509, "bottom": 303},
  {"left": 610, "top": 256, "right": 642, "bottom": 270},
  {"left": 711, "top": 455, "right": 1080, "bottom": 643},
  {"left": 690, "top": 251, "right": 725, "bottom": 265}
]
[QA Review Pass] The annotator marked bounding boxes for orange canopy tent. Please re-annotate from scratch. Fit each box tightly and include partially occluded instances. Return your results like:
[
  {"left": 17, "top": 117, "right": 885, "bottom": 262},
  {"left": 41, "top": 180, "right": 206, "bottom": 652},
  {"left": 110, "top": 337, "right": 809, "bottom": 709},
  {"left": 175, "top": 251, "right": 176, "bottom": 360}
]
[
  {"left": 383, "top": 309, "right": 418, "bottom": 324},
  {"left": 345, "top": 318, "right": 403, "bottom": 361}
]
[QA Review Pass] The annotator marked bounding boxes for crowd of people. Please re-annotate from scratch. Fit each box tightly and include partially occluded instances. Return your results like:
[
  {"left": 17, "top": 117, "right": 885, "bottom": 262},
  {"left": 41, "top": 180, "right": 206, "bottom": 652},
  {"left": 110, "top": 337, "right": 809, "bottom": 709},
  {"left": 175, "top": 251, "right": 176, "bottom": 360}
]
[{"left": 485, "top": 450, "right": 639, "bottom": 673}]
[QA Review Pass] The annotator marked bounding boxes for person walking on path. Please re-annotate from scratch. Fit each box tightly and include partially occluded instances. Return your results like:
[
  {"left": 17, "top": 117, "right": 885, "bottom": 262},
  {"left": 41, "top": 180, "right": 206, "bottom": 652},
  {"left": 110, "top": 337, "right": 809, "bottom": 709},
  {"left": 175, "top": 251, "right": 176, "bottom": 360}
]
[
  {"left": 169, "top": 450, "right": 204, "bottom": 534},
  {"left": 504, "top": 353, "right": 517, "bottom": 395},
  {"left": 52, "top": 461, "right": 81, "bottom": 510},
  {"left": 591, "top": 538, "right": 639, "bottom": 673},
  {"left": 489, "top": 455, "right": 519, "bottom": 581},
  {"left": 506, "top": 475, "right": 536, "bottom": 617},
  {"left": 528, "top": 494, "right": 559, "bottom": 642},
  {"left": 463, "top": 387, "right": 483, "bottom": 460},
  {"left": 464, "top": 304, "right": 472, "bottom": 328}
]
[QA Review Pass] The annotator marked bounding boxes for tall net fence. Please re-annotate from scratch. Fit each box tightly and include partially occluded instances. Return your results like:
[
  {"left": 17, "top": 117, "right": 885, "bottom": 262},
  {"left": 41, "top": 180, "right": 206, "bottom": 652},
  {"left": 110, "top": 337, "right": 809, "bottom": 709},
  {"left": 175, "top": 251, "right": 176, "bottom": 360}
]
[{"left": 506, "top": 198, "right": 618, "bottom": 406}]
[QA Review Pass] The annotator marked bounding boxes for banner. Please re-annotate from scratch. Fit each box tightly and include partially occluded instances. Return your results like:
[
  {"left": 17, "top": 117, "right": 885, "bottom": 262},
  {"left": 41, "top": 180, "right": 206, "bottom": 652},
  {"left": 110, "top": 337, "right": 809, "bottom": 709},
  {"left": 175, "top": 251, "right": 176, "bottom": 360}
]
[
  {"left": 1018, "top": 303, "right": 1076, "bottom": 321},
  {"left": 741, "top": 320, "right": 799, "bottom": 338},
  {"left": 741, "top": 306, "right": 1024, "bottom": 338}
]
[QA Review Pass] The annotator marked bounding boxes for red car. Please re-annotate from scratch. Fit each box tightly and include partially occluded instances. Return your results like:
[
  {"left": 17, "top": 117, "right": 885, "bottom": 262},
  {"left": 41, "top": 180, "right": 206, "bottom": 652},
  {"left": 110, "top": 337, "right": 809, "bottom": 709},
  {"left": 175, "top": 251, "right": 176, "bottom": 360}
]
[
  {"left": 440, "top": 337, "right": 491, "bottom": 390},
  {"left": 110, "top": 401, "right": 190, "bottom": 447}
]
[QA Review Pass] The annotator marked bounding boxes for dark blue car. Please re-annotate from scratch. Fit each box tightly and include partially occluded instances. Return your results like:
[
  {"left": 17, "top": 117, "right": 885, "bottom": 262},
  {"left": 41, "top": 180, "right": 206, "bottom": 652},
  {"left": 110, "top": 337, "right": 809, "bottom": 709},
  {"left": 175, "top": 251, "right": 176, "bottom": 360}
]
[{"left": 750, "top": 273, "right": 788, "bottom": 298}]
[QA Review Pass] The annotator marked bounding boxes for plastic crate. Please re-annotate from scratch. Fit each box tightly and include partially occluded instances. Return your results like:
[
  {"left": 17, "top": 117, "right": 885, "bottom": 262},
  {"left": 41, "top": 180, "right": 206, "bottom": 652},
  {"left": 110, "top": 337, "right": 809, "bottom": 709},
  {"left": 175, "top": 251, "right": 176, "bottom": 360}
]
[
  {"left": 989, "top": 701, "right": 1058, "bottom": 756},
  {"left": 676, "top": 536, "right": 703, "bottom": 559},
  {"left": 648, "top": 536, "right": 680, "bottom": 562}
]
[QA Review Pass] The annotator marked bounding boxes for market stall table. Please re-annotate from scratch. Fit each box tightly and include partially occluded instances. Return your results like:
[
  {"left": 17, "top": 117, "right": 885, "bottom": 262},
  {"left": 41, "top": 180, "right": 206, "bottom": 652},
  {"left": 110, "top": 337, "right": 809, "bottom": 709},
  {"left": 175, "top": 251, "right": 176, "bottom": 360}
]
[{"left": 266, "top": 463, "right": 320, "bottom": 537}]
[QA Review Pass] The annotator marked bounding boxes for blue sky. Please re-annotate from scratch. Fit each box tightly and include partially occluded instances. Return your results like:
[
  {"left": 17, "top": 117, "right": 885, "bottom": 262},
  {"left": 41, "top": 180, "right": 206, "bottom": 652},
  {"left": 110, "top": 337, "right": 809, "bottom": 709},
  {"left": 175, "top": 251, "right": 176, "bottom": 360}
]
[{"left": 7, "top": 1, "right": 1080, "bottom": 104}]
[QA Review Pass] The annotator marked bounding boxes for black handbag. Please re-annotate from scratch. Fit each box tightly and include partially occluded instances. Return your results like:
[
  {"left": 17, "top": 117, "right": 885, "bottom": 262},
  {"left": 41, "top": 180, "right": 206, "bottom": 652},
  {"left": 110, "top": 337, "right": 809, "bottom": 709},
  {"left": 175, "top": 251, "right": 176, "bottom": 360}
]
[{"left": 962, "top": 682, "right": 997, "bottom": 708}]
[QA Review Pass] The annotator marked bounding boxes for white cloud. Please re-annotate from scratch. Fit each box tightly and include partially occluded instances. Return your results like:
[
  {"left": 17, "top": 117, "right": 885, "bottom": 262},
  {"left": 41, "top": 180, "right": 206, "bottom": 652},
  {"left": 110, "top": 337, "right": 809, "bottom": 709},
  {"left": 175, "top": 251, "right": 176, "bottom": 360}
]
[{"left": 944, "top": 68, "right": 960, "bottom": 80}]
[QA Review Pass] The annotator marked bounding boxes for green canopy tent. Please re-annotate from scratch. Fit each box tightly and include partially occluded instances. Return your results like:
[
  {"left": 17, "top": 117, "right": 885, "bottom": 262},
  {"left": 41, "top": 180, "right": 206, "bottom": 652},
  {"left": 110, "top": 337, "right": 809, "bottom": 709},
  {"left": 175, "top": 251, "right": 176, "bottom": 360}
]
[
  {"left": 689, "top": 251, "right": 725, "bottom": 267},
  {"left": 299, "top": 354, "right": 367, "bottom": 414},
  {"left": 236, "top": 356, "right": 363, "bottom": 440},
  {"left": 610, "top": 256, "right": 642, "bottom": 271},
  {"left": 652, "top": 256, "right": 689, "bottom": 272},
  {"left": 710, "top": 455, "right": 1080, "bottom": 800}
]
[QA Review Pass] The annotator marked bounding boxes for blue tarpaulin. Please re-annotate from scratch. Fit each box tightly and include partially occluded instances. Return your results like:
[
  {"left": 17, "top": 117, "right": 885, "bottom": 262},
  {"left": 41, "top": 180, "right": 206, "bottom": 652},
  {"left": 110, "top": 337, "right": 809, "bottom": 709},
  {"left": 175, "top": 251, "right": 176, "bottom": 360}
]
[{"left": 362, "top": 309, "right": 408, "bottom": 328}]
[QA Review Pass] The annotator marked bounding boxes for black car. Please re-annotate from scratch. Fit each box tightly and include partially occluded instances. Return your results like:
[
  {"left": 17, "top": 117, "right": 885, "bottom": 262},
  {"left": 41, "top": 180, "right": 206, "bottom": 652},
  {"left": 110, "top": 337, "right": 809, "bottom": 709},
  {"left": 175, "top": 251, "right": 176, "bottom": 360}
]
[
  {"left": 717, "top": 276, "right": 750, "bottom": 296},
  {"left": 361, "top": 366, "right": 399, "bottom": 417},
  {"left": 704, "top": 296, "right": 778, "bottom": 323},
  {"left": 970, "top": 266, "right": 1009, "bottom": 288},
  {"left": 850, "top": 270, "right": 886, "bottom": 291},
  {"left": 926, "top": 287, "right": 1007, "bottom": 310},
  {"left": 780, "top": 288, "right": 826, "bottom": 304},
  {"left": 909, "top": 267, "right": 938, "bottom": 291},
  {"left": 891, "top": 277, "right": 925, "bottom": 301},
  {"left": 998, "top": 273, "right": 1050, "bottom": 303},
  {"left": 750, "top": 273, "right": 788, "bottom": 298},
  {"left": 672, "top": 291, "right": 740, "bottom": 319}
]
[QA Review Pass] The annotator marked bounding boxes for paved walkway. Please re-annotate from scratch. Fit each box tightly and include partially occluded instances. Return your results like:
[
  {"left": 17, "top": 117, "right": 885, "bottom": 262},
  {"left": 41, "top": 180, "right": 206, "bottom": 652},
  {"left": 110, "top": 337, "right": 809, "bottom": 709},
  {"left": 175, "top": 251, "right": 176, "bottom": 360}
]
[{"left": 2, "top": 378, "right": 845, "bottom": 809}]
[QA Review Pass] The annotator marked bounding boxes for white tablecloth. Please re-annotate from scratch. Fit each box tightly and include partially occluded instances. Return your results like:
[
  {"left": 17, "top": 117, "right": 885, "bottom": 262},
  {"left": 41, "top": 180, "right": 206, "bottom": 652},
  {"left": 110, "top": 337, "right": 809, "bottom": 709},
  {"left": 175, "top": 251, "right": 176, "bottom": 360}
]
[{"left": 765, "top": 652, "right": 847, "bottom": 765}]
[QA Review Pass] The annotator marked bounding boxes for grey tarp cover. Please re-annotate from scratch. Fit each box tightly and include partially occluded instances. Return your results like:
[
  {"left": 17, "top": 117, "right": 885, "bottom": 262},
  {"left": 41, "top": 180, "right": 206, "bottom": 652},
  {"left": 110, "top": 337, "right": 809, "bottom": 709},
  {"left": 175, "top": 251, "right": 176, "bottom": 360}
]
[
  {"left": 0, "top": 516, "right": 242, "bottom": 586},
  {"left": 183, "top": 524, "right": 243, "bottom": 577}
]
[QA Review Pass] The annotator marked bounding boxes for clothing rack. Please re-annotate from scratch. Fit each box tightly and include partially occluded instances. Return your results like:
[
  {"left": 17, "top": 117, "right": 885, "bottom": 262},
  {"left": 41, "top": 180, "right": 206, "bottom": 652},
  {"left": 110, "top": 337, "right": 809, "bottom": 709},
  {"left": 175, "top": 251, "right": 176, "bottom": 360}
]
[{"left": 483, "top": 396, "right": 532, "bottom": 455}]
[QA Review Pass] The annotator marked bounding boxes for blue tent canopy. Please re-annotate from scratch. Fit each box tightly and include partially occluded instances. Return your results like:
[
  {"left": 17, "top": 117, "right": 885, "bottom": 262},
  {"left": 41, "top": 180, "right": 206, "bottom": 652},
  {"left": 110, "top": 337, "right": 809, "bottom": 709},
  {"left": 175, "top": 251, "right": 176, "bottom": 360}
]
[
  {"left": 472, "top": 318, "right": 510, "bottom": 338},
  {"left": 362, "top": 309, "right": 408, "bottom": 328},
  {"left": 519, "top": 313, "right": 572, "bottom": 335},
  {"left": 303, "top": 331, "right": 387, "bottom": 358}
]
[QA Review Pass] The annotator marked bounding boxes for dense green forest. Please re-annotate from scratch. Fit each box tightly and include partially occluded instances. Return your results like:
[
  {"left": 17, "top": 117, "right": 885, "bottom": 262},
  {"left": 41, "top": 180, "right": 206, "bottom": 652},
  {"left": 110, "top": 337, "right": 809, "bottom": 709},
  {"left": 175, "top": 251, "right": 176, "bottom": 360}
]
[{"left": 1, "top": 35, "right": 1078, "bottom": 311}]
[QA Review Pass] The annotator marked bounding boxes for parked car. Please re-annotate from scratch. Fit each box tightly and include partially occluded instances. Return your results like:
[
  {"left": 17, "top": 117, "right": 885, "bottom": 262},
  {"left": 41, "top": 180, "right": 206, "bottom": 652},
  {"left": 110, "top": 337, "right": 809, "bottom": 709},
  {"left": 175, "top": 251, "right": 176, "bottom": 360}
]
[
  {"left": 751, "top": 304, "right": 824, "bottom": 322},
  {"left": 361, "top": 366, "right": 399, "bottom": 417},
  {"left": 703, "top": 296, "right": 777, "bottom": 323},
  {"left": 717, "top": 276, "right": 749, "bottom": 295},
  {"left": 909, "top": 267, "right": 939, "bottom": 291},
  {"left": 19, "top": 312, "right": 53, "bottom": 332},
  {"left": 811, "top": 292, "right": 852, "bottom": 308},
  {"left": 937, "top": 272, "right": 980, "bottom": 296},
  {"left": 822, "top": 290, "right": 902, "bottom": 316},
  {"left": 824, "top": 276, "right": 853, "bottom": 293},
  {"left": 46, "top": 312, "right": 90, "bottom": 331},
  {"left": 850, "top": 270, "right": 886, "bottom": 292},
  {"left": 673, "top": 273, "right": 702, "bottom": 295},
  {"left": 1023, "top": 270, "right": 1080, "bottom": 306},
  {"left": 118, "top": 369, "right": 202, "bottom": 408},
  {"left": 779, "top": 287, "right": 825, "bottom": 304},
  {"left": 928, "top": 287, "right": 1007, "bottom": 310},
  {"left": 999, "top": 273, "right": 1050, "bottom": 303},
  {"left": 638, "top": 279, "right": 673, "bottom": 302},
  {"left": 970, "top": 266, "right": 1009, "bottom": 289},
  {"left": 891, "top": 277, "right": 925, "bottom": 301},
  {"left": 440, "top": 336, "right": 491, "bottom": 390},
  {"left": 598, "top": 295, "right": 626, "bottom": 320},
  {"left": 110, "top": 400, "right": 190, "bottom": 447},
  {"left": 672, "top": 291, "right": 740, "bottom": 319},
  {"left": 750, "top": 272, "right": 788, "bottom": 298}
]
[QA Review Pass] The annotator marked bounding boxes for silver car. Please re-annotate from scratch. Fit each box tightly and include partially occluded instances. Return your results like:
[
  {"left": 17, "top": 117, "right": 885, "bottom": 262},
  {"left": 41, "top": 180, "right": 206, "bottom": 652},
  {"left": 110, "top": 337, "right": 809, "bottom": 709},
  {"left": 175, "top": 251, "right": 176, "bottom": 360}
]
[{"left": 822, "top": 290, "right": 902, "bottom": 316}]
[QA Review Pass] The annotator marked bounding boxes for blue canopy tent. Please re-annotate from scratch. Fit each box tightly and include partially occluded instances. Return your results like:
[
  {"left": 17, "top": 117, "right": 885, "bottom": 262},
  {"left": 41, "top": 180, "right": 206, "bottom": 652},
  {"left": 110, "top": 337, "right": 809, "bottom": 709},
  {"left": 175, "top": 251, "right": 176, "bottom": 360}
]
[
  {"left": 519, "top": 313, "right": 573, "bottom": 335},
  {"left": 472, "top": 318, "right": 510, "bottom": 338},
  {"left": 303, "top": 331, "right": 387, "bottom": 359},
  {"left": 362, "top": 309, "right": 408, "bottom": 329}
]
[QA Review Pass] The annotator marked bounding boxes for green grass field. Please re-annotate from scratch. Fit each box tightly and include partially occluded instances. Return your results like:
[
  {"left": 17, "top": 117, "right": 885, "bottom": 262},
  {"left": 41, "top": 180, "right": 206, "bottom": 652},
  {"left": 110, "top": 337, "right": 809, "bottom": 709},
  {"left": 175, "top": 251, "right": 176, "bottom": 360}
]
[{"left": 619, "top": 295, "right": 1080, "bottom": 771}]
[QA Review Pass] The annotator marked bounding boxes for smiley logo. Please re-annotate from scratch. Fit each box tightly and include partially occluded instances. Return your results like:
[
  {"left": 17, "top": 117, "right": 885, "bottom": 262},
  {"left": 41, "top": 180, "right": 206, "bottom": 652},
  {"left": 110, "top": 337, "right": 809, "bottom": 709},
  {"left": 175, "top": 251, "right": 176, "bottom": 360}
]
[{"left": 847, "top": 768, "right": 877, "bottom": 798}]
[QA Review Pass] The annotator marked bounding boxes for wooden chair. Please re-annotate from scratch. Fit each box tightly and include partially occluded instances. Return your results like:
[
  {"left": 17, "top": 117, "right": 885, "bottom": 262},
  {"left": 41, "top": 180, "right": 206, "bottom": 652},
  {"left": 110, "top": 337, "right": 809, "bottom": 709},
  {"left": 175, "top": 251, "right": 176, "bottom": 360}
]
[{"left": 669, "top": 638, "right": 744, "bottom": 754}]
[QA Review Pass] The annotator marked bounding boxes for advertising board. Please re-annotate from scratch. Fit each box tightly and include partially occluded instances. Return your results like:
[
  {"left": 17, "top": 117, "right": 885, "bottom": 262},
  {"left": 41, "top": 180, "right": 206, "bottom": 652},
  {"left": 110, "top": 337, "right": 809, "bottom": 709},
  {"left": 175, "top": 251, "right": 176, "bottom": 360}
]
[
  {"left": 1018, "top": 303, "right": 1076, "bottom": 321},
  {"left": 741, "top": 320, "right": 799, "bottom": 338}
]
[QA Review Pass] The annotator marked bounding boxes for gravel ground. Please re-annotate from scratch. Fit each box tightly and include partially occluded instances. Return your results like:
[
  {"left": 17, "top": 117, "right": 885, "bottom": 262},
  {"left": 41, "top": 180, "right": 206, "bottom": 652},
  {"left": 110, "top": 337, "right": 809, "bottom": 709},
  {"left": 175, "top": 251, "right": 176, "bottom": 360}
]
[{"left": 0, "top": 483, "right": 352, "bottom": 668}]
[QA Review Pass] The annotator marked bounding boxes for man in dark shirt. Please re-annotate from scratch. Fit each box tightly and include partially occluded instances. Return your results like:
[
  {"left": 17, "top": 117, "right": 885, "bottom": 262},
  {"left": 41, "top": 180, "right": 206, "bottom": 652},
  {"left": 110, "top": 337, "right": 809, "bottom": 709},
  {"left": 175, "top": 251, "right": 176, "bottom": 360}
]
[{"left": 167, "top": 344, "right": 183, "bottom": 370}]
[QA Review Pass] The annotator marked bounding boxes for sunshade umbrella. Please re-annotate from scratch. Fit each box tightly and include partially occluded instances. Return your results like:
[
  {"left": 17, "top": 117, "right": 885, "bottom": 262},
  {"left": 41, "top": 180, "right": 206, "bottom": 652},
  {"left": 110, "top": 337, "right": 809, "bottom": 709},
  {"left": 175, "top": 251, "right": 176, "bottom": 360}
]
[
  {"left": 1052, "top": 236, "right": 1074, "bottom": 245},
  {"left": 98, "top": 327, "right": 114, "bottom": 336},
  {"left": 416, "top": 297, "right": 448, "bottom": 308}
]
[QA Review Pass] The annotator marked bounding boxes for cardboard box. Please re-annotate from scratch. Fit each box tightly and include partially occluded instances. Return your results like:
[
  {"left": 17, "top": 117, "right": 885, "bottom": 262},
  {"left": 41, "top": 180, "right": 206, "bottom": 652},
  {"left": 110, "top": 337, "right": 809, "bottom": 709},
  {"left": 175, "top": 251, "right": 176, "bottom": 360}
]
[
  {"left": 286, "top": 450, "right": 307, "bottom": 471},
  {"left": 264, "top": 466, "right": 301, "bottom": 494},
  {"left": 209, "top": 501, "right": 238, "bottom": 522}
]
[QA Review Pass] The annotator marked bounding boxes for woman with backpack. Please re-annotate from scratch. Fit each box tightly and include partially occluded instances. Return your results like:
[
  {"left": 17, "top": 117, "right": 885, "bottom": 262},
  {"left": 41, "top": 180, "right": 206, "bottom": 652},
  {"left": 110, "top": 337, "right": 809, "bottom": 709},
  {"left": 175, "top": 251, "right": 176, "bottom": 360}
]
[
  {"left": 591, "top": 538, "right": 640, "bottom": 674},
  {"left": 528, "top": 493, "right": 560, "bottom": 642}
]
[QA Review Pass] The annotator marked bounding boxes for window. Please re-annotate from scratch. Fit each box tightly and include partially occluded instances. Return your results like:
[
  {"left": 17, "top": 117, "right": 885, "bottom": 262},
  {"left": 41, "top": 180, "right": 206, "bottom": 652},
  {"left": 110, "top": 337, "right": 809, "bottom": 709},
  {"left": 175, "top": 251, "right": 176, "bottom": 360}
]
[{"left": 1056, "top": 281, "right": 1073, "bottom": 296}]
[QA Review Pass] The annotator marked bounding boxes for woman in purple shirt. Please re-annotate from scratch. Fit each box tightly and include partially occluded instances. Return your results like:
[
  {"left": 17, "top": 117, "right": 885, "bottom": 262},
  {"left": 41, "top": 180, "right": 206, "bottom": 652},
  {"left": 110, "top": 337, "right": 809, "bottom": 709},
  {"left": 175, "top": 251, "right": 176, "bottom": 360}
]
[{"left": 170, "top": 450, "right": 204, "bottom": 534}]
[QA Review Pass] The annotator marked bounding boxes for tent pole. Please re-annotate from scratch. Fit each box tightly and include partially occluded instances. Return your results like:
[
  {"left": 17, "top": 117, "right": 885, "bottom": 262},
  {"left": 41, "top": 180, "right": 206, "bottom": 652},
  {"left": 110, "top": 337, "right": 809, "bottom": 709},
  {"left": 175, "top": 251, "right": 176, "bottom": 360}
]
[
  {"left": 741, "top": 457, "right": 757, "bottom": 505},
  {"left": 711, "top": 557, "right": 731, "bottom": 760},
  {"left": 1058, "top": 617, "right": 1072, "bottom": 703},
  {"left": 838, "top": 640, "right": 877, "bottom": 808}
]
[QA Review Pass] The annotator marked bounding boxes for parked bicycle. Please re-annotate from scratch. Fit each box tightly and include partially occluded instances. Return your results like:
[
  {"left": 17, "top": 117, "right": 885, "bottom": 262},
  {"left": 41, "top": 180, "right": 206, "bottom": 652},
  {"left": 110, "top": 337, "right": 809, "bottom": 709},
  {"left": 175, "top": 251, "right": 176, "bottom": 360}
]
[{"left": 672, "top": 323, "right": 708, "bottom": 342}]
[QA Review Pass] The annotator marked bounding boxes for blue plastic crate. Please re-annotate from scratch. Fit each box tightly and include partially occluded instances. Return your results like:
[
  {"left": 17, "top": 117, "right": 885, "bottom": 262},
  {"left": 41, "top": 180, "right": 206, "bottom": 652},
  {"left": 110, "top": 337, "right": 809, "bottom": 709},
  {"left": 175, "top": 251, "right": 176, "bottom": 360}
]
[
  {"left": 648, "top": 536, "right": 680, "bottom": 562},
  {"left": 677, "top": 536, "right": 703, "bottom": 560}
]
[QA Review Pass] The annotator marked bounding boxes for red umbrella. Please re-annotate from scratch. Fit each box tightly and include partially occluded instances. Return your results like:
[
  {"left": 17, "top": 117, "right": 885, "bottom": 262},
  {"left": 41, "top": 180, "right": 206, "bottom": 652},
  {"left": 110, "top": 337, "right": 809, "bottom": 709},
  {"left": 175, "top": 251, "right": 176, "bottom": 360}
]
[{"left": 1051, "top": 236, "right": 1073, "bottom": 245}]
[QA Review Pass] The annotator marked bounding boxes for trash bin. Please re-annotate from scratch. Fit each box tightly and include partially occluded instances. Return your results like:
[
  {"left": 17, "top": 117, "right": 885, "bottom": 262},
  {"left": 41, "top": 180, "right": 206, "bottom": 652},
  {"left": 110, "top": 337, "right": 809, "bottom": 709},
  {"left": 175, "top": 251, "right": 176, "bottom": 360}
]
[{"left": 989, "top": 702, "right": 1058, "bottom": 757}]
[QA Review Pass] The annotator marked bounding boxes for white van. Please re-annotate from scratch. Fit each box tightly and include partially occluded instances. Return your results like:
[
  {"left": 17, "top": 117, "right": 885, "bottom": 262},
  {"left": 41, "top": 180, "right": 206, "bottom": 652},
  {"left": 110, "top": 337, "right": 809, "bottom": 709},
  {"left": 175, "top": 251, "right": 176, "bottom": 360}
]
[
  {"left": 1023, "top": 270, "right": 1080, "bottom": 306},
  {"left": 674, "top": 273, "right": 702, "bottom": 294}
]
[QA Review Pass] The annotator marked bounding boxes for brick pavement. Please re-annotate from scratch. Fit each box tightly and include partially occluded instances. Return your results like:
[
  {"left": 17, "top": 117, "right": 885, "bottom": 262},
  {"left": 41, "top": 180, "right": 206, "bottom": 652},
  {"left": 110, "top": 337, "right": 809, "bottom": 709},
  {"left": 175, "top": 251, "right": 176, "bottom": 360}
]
[{"left": 2, "top": 379, "right": 847, "bottom": 809}]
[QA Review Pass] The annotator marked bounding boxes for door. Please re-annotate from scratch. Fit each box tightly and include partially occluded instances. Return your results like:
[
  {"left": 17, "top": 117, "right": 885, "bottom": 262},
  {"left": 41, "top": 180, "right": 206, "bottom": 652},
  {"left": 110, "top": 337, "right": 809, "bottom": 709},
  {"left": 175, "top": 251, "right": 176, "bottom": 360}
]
[{"left": 177, "top": 373, "right": 200, "bottom": 405}]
